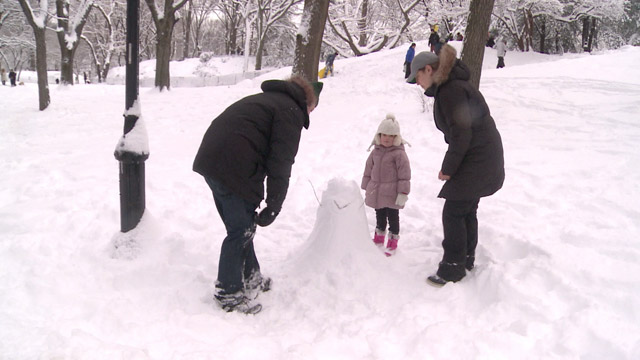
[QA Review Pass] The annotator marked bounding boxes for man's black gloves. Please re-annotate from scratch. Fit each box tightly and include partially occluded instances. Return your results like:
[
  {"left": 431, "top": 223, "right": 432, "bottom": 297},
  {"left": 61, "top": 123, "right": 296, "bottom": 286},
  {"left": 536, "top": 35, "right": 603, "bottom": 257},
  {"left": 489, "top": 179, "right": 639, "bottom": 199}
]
[{"left": 255, "top": 207, "right": 279, "bottom": 227}]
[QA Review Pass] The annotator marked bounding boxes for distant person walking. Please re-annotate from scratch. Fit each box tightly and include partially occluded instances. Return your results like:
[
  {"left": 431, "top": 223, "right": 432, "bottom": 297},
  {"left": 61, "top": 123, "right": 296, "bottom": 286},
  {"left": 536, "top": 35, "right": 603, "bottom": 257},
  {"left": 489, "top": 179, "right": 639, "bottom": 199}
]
[
  {"left": 429, "top": 25, "right": 440, "bottom": 53},
  {"left": 8, "top": 69, "right": 17, "bottom": 87},
  {"left": 325, "top": 51, "right": 338, "bottom": 77},
  {"left": 193, "top": 76, "right": 323, "bottom": 314},
  {"left": 407, "top": 45, "right": 505, "bottom": 287},
  {"left": 496, "top": 38, "right": 507, "bottom": 69},
  {"left": 404, "top": 43, "right": 416, "bottom": 79},
  {"left": 1, "top": 69, "right": 7, "bottom": 85}
]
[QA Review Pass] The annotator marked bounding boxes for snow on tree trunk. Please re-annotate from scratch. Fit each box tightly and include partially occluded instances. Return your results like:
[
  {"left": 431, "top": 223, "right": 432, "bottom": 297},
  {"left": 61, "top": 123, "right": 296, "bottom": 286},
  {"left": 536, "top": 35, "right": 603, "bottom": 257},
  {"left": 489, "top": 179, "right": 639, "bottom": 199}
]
[
  {"left": 56, "top": 0, "right": 74, "bottom": 85},
  {"left": 54, "top": 0, "right": 93, "bottom": 86},
  {"left": 292, "top": 0, "right": 329, "bottom": 82},
  {"left": 243, "top": 7, "right": 254, "bottom": 74},
  {"left": 460, "top": 0, "right": 495, "bottom": 90}
]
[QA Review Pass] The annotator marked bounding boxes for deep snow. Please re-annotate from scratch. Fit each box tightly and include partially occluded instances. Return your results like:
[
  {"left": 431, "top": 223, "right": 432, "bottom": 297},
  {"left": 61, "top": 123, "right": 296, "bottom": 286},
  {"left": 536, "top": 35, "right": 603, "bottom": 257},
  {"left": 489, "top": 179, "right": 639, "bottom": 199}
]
[{"left": 1, "top": 41, "right": 640, "bottom": 359}]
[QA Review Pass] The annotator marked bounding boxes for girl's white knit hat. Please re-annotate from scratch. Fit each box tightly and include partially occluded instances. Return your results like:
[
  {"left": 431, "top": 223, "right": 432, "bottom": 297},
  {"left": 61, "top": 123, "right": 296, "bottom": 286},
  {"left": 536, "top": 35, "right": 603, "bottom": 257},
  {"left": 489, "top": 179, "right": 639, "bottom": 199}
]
[{"left": 369, "top": 114, "right": 409, "bottom": 150}]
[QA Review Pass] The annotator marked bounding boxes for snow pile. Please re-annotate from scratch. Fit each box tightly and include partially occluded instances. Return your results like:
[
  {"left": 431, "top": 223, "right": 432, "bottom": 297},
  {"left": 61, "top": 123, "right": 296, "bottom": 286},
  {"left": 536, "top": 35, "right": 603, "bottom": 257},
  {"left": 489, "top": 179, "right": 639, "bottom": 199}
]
[{"left": 285, "top": 178, "right": 397, "bottom": 297}]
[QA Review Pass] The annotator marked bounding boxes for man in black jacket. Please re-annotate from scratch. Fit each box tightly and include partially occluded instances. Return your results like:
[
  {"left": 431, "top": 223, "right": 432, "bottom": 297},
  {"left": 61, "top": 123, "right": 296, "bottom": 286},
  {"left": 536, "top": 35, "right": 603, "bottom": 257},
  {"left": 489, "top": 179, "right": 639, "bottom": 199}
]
[
  {"left": 8, "top": 69, "right": 17, "bottom": 87},
  {"left": 193, "top": 76, "right": 322, "bottom": 313},
  {"left": 325, "top": 51, "right": 338, "bottom": 77},
  {"left": 428, "top": 25, "right": 440, "bottom": 53}
]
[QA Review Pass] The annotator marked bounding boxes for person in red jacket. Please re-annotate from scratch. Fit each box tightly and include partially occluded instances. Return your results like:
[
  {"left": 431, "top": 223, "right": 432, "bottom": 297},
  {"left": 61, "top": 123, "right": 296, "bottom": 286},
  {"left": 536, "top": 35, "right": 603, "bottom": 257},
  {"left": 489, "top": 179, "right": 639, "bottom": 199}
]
[
  {"left": 361, "top": 114, "right": 411, "bottom": 257},
  {"left": 193, "top": 76, "right": 322, "bottom": 313},
  {"left": 407, "top": 45, "right": 505, "bottom": 286}
]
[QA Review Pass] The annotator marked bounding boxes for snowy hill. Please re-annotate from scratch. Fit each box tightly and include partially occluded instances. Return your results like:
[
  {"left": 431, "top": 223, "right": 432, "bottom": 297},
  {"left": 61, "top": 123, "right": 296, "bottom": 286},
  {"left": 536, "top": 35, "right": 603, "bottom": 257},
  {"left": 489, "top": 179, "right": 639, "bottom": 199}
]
[{"left": 1, "top": 42, "right": 640, "bottom": 359}]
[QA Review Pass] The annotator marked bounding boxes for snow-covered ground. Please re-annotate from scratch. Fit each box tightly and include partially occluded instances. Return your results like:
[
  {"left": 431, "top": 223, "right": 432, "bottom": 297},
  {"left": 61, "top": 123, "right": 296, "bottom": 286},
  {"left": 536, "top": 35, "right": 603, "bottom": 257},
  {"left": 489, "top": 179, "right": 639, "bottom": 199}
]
[{"left": 1, "top": 41, "right": 640, "bottom": 359}]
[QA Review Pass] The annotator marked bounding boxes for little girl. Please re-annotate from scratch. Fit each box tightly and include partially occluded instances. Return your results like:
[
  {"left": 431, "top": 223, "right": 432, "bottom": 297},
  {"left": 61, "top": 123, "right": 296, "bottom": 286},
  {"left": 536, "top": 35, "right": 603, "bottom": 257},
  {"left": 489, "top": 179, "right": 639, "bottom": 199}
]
[{"left": 361, "top": 114, "right": 411, "bottom": 256}]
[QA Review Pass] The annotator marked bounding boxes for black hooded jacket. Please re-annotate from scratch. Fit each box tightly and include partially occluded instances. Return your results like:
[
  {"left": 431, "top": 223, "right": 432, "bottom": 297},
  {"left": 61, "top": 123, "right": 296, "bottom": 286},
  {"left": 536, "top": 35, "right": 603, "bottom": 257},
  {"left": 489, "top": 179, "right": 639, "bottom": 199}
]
[
  {"left": 193, "top": 80, "right": 310, "bottom": 211},
  {"left": 425, "top": 56, "right": 505, "bottom": 201}
]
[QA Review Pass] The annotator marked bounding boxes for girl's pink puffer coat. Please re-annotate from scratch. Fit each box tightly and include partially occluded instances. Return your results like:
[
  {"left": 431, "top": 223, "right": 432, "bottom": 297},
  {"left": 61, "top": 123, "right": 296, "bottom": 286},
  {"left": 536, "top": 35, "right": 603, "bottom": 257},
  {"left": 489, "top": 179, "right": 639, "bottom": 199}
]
[{"left": 361, "top": 144, "right": 411, "bottom": 209}]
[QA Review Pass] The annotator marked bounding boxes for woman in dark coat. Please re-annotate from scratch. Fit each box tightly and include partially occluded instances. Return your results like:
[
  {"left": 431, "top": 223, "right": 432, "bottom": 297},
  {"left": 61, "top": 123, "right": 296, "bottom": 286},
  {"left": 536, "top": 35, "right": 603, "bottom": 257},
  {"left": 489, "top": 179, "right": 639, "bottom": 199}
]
[
  {"left": 193, "top": 76, "right": 322, "bottom": 313},
  {"left": 407, "top": 45, "right": 505, "bottom": 286}
]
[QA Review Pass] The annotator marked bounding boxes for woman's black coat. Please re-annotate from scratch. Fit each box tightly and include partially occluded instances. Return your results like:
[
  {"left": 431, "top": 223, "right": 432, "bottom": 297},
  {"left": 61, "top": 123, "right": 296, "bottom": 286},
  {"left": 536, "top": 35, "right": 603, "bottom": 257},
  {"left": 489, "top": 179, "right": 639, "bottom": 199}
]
[
  {"left": 193, "top": 80, "right": 310, "bottom": 211},
  {"left": 426, "top": 60, "right": 505, "bottom": 201}
]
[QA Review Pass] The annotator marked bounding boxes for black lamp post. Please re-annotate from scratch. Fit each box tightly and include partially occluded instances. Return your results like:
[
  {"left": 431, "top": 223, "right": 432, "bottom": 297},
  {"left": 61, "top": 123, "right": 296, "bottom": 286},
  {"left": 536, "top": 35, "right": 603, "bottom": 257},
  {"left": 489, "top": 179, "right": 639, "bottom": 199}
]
[{"left": 114, "top": 0, "right": 148, "bottom": 232}]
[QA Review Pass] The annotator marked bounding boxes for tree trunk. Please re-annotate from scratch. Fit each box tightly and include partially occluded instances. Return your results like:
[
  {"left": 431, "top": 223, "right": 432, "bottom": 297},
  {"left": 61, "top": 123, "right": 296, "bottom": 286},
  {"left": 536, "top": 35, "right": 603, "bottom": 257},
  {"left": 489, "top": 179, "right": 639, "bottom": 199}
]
[
  {"left": 56, "top": 0, "right": 74, "bottom": 85},
  {"left": 17, "top": 0, "right": 50, "bottom": 110},
  {"left": 96, "top": 63, "right": 103, "bottom": 83},
  {"left": 357, "top": 0, "right": 369, "bottom": 47},
  {"left": 242, "top": 15, "right": 253, "bottom": 73},
  {"left": 525, "top": 9, "right": 534, "bottom": 51},
  {"left": 587, "top": 17, "right": 596, "bottom": 52},
  {"left": 224, "top": 3, "right": 241, "bottom": 55},
  {"left": 255, "top": 38, "right": 265, "bottom": 70},
  {"left": 539, "top": 18, "right": 546, "bottom": 54},
  {"left": 155, "top": 18, "right": 173, "bottom": 90},
  {"left": 227, "top": 25, "right": 238, "bottom": 54},
  {"left": 292, "top": 0, "right": 330, "bottom": 82},
  {"left": 460, "top": 0, "right": 495, "bottom": 89},
  {"left": 183, "top": 2, "right": 192, "bottom": 59},
  {"left": 582, "top": 17, "right": 591, "bottom": 52},
  {"left": 34, "top": 28, "right": 50, "bottom": 110},
  {"left": 55, "top": 0, "right": 91, "bottom": 85},
  {"left": 102, "top": 63, "right": 111, "bottom": 81},
  {"left": 144, "top": 0, "right": 189, "bottom": 91},
  {"left": 59, "top": 47, "right": 76, "bottom": 85}
]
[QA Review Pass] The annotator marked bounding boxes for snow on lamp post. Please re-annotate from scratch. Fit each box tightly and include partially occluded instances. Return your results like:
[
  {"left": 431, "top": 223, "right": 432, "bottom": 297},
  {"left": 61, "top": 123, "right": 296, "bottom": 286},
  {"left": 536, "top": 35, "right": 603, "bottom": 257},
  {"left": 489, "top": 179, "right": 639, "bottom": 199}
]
[{"left": 114, "top": 0, "right": 149, "bottom": 233}]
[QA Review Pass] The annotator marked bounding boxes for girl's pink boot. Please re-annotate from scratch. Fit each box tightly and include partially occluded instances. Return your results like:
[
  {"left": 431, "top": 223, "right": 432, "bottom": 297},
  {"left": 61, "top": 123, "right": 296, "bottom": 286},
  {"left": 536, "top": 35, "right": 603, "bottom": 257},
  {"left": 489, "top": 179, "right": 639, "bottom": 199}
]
[
  {"left": 385, "top": 234, "right": 399, "bottom": 256},
  {"left": 373, "top": 229, "right": 386, "bottom": 247}
]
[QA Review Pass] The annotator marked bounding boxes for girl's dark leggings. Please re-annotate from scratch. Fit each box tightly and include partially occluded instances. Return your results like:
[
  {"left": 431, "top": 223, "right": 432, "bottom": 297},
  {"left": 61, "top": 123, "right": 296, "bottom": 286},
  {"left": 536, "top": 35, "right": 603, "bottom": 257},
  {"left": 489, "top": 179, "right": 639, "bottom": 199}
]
[{"left": 375, "top": 207, "right": 399, "bottom": 235}]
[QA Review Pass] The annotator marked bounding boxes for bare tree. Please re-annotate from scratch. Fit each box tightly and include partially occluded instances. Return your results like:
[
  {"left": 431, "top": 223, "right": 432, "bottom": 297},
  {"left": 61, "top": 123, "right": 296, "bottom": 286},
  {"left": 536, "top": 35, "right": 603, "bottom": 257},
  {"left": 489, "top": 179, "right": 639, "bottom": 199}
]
[
  {"left": 1, "top": 1, "right": 33, "bottom": 71},
  {"left": 82, "top": 0, "right": 125, "bottom": 82},
  {"left": 0, "top": 2, "right": 10, "bottom": 31},
  {"left": 138, "top": 3, "right": 156, "bottom": 61},
  {"left": 188, "top": 0, "right": 217, "bottom": 57},
  {"left": 253, "top": 0, "right": 301, "bottom": 70},
  {"left": 292, "top": 0, "right": 330, "bottom": 81},
  {"left": 54, "top": 0, "right": 94, "bottom": 85},
  {"left": 180, "top": 0, "right": 192, "bottom": 59},
  {"left": 144, "top": 0, "right": 189, "bottom": 91},
  {"left": 431, "top": 0, "right": 471, "bottom": 39},
  {"left": 16, "top": 0, "right": 50, "bottom": 110},
  {"left": 327, "top": 0, "right": 422, "bottom": 56},
  {"left": 240, "top": 0, "right": 257, "bottom": 72},
  {"left": 492, "top": 0, "right": 625, "bottom": 52},
  {"left": 215, "top": 1, "right": 243, "bottom": 54},
  {"left": 460, "top": 0, "right": 494, "bottom": 89}
]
